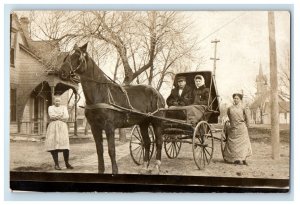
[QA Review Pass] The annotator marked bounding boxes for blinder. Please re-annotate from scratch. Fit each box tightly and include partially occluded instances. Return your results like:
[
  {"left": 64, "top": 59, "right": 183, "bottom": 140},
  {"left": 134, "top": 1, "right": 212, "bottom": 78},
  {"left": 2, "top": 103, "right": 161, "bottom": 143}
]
[{"left": 63, "top": 47, "right": 87, "bottom": 79}]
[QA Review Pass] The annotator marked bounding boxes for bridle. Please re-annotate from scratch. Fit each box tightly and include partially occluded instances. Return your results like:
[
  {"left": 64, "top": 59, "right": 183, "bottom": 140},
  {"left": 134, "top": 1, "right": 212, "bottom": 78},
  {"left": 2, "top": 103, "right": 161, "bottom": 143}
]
[{"left": 63, "top": 48, "right": 87, "bottom": 79}]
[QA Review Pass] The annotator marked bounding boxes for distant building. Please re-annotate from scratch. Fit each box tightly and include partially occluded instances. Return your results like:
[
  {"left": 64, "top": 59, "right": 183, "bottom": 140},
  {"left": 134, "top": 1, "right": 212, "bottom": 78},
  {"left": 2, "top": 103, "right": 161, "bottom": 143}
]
[
  {"left": 249, "top": 63, "right": 290, "bottom": 124},
  {"left": 10, "top": 13, "right": 79, "bottom": 136}
]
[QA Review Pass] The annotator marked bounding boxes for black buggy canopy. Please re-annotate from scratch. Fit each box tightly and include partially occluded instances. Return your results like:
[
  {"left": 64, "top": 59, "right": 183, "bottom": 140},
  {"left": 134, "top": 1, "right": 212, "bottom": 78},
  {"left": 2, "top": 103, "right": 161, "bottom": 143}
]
[{"left": 173, "top": 71, "right": 220, "bottom": 123}]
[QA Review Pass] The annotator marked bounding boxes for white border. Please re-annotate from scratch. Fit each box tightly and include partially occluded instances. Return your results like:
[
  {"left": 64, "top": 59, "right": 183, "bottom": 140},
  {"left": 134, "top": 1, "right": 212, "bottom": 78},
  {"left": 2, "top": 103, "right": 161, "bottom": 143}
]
[{"left": 1, "top": 0, "right": 298, "bottom": 202}]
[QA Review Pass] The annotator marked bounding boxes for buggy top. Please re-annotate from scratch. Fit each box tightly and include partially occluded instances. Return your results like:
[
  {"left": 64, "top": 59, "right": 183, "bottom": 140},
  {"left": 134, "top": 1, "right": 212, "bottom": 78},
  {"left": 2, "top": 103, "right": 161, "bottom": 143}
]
[{"left": 172, "top": 71, "right": 220, "bottom": 123}]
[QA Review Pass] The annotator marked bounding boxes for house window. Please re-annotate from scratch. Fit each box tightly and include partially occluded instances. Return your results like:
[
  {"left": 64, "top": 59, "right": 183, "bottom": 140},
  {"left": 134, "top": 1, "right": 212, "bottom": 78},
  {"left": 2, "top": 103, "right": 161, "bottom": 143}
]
[
  {"left": 10, "top": 48, "right": 15, "bottom": 66},
  {"left": 285, "top": 112, "right": 287, "bottom": 119},
  {"left": 10, "top": 31, "right": 16, "bottom": 66},
  {"left": 10, "top": 88, "right": 17, "bottom": 122}
]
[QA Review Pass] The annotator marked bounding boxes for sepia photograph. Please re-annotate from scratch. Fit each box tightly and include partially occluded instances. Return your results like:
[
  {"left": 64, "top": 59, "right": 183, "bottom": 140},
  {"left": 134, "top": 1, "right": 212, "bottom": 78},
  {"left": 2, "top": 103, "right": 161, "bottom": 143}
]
[{"left": 9, "top": 9, "right": 291, "bottom": 192}]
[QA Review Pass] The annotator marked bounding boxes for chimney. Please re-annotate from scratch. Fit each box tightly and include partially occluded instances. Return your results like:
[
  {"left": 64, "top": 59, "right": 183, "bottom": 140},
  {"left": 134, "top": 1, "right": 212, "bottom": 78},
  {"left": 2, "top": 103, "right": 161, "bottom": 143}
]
[{"left": 19, "top": 17, "right": 30, "bottom": 40}]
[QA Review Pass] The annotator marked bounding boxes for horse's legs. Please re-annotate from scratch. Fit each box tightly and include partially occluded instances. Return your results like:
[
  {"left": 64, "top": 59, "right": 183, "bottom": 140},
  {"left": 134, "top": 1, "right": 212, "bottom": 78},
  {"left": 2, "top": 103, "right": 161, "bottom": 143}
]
[
  {"left": 139, "top": 123, "right": 151, "bottom": 170},
  {"left": 90, "top": 125, "right": 105, "bottom": 174},
  {"left": 105, "top": 127, "right": 118, "bottom": 174},
  {"left": 153, "top": 124, "right": 163, "bottom": 173}
]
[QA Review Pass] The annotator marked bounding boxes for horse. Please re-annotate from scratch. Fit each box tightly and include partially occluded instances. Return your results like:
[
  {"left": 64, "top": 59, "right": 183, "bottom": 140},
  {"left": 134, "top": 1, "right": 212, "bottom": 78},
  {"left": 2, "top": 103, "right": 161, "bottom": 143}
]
[{"left": 59, "top": 43, "right": 165, "bottom": 174}]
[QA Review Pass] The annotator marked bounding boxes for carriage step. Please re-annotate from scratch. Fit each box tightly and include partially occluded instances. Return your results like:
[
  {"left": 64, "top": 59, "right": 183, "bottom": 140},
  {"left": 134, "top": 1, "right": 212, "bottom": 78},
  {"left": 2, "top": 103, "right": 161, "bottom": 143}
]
[
  {"left": 163, "top": 122, "right": 191, "bottom": 129},
  {"left": 212, "top": 128, "right": 223, "bottom": 133}
]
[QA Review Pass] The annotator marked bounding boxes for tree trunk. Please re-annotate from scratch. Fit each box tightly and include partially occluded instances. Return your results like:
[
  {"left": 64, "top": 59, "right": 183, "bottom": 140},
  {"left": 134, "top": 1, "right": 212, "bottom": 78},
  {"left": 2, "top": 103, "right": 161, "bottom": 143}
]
[
  {"left": 113, "top": 56, "right": 120, "bottom": 81},
  {"left": 148, "top": 64, "right": 154, "bottom": 85}
]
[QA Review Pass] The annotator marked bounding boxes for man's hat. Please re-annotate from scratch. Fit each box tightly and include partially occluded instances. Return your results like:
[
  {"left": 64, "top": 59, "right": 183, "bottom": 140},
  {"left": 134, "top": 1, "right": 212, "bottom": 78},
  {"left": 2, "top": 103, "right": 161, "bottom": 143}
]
[{"left": 177, "top": 76, "right": 186, "bottom": 82}]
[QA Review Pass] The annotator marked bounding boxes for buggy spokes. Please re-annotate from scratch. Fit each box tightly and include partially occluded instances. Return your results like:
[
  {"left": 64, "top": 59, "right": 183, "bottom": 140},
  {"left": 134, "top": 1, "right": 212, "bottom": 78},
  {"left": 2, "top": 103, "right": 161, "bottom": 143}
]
[
  {"left": 129, "top": 125, "right": 155, "bottom": 165},
  {"left": 192, "top": 121, "right": 214, "bottom": 170},
  {"left": 164, "top": 135, "right": 182, "bottom": 159}
]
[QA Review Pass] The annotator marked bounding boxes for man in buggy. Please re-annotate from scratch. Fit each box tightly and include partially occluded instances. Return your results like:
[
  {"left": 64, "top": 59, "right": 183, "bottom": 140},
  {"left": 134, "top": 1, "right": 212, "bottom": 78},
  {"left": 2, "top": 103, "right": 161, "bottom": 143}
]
[{"left": 166, "top": 76, "right": 192, "bottom": 107}]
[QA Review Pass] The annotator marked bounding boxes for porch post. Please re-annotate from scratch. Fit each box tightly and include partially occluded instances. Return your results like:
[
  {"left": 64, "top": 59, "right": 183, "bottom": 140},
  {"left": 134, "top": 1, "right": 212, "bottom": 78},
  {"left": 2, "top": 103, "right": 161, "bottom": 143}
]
[
  {"left": 74, "top": 91, "right": 78, "bottom": 136},
  {"left": 50, "top": 86, "right": 55, "bottom": 105}
]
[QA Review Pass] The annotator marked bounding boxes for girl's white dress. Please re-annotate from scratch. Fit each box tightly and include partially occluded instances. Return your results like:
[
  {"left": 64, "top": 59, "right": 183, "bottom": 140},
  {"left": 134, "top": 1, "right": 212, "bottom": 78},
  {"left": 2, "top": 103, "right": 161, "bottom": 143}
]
[{"left": 45, "top": 105, "right": 70, "bottom": 151}]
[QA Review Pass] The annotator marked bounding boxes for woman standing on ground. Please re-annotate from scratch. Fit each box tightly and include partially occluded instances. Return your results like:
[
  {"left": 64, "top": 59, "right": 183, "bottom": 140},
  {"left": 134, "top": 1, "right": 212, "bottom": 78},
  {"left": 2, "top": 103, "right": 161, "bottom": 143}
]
[
  {"left": 45, "top": 96, "right": 73, "bottom": 170},
  {"left": 223, "top": 93, "right": 252, "bottom": 165}
]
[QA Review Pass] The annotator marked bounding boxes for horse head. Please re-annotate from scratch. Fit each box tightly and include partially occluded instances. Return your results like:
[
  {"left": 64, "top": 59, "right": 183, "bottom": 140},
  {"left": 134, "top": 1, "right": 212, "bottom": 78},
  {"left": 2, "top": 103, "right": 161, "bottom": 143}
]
[{"left": 59, "top": 43, "right": 88, "bottom": 80}]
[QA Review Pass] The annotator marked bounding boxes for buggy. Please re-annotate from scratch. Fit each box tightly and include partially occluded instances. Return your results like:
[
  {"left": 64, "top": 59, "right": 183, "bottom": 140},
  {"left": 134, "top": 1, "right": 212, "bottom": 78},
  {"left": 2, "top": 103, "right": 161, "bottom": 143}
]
[{"left": 129, "top": 71, "right": 227, "bottom": 169}]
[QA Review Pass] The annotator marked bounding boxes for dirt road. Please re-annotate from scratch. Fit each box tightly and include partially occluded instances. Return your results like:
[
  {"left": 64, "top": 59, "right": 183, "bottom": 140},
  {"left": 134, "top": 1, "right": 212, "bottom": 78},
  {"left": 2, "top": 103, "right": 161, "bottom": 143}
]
[{"left": 10, "top": 129, "right": 290, "bottom": 179}]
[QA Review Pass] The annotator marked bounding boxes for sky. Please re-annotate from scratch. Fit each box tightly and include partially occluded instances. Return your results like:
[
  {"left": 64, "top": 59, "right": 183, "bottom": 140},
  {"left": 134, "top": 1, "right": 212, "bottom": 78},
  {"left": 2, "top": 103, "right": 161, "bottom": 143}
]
[{"left": 187, "top": 11, "right": 290, "bottom": 104}]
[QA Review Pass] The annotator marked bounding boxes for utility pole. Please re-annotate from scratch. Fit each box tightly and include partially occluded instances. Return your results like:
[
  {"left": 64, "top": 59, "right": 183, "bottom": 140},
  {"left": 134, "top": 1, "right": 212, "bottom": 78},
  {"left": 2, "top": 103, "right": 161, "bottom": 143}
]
[
  {"left": 210, "top": 39, "right": 220, "bottom": 76},
  {"left": 208, "top": 39, "right": 220, "bottom": 110},
  {"left": 268, "top": 11, "right": 280, "bottom": 160}
]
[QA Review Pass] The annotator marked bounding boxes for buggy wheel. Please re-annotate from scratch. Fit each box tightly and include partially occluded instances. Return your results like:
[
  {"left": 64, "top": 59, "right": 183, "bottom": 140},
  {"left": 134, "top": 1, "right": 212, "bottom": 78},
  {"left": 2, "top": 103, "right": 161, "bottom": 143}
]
[
  {"left": 164, "top": 135, "right": 182, "bottom": 159},
  {"left": 129, "top": 125, "right": 155, "bottom": 165},
  {"left": 221, "top": 121, "right": 230, "bottom": 159},
  {"left": 192, "top": 121, "right": 214, "bottom": 170}
]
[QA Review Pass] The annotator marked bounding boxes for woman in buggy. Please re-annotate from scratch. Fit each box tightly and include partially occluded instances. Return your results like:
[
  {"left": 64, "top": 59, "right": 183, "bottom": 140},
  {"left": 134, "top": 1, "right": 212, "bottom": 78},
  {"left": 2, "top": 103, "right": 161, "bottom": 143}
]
[{"left": 191, "top": 75, "right": 210, "bottom": 106}]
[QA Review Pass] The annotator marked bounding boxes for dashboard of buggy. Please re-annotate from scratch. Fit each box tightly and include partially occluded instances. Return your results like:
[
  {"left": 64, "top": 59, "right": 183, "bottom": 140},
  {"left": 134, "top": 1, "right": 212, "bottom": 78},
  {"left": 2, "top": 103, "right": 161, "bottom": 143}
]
[{"left": 164, "top": 109, "right": 187, "bottom": 121}]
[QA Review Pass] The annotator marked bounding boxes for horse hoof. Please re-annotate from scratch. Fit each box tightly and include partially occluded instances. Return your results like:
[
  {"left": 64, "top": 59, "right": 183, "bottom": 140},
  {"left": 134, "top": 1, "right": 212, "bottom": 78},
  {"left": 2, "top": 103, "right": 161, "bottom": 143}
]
[
  {"left": 55, "top": 165, "right": 62, "bottom": 170},
  {"left": 139, "top": 168, "right": 150, "bottom": 175},
  {"left": 66, "top": 163, "right": 74, "bottom": 169},
  {"left": 139, "top": 161, "right": 150, "bottom": 174},
  {"left": 112, "top": 168, "right": 118, "bottom": 175},
  {"left": 150, "top": 160, "right": 161, "bottom": 175},
  {"left": 151, "top": 166, "right": 160, "bottom": 175}
]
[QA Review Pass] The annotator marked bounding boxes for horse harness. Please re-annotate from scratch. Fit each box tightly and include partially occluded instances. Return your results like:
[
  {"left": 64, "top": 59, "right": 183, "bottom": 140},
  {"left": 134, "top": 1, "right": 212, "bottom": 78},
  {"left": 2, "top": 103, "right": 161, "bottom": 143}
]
[
  {"left": 66, "top": 47, "right": 134, "bottom": 112},
  {"left": 65, "top": 47, "right": 141, "bottom": 124}
]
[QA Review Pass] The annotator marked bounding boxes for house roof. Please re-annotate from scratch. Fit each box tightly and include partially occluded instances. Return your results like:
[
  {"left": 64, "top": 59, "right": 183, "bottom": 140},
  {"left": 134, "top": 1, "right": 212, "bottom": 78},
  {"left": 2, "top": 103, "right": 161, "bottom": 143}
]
[
  {"left": 265, "top": 101, "right": 290, "bottom": 113},
  {"left": 250, "top": 90, "right": 270, "bottom": 109},
  {"left": 29, "top": 41, "right": 63, "bottom": 72},
  {"left": 250, "top": 90, "right": 290, "bottom": 112},
  {"left": 11, "top": 13, "right": 66, "bottom": 73}
]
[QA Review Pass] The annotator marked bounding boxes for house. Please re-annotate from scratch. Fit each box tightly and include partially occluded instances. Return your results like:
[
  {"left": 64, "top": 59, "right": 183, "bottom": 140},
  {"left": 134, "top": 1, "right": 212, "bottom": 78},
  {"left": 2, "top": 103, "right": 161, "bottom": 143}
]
[
  {"left": 10, "top": 13, "right": 79, "bottom": 137},
  {"left": 250, "top": 63, "right": 290, "bottom": 124}
]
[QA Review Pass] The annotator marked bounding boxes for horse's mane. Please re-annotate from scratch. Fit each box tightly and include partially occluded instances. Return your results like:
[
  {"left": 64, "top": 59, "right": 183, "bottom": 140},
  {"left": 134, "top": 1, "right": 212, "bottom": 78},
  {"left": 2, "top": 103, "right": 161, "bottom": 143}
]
[{"left": 84, "top": 54, "right": 132, "bottom": 109}]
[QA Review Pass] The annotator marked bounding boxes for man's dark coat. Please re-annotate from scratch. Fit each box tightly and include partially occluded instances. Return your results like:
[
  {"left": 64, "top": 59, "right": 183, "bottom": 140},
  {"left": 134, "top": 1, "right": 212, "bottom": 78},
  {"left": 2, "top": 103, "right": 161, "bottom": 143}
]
[{"left": 166, "top": 85, "right": 192, "bottom": 107}]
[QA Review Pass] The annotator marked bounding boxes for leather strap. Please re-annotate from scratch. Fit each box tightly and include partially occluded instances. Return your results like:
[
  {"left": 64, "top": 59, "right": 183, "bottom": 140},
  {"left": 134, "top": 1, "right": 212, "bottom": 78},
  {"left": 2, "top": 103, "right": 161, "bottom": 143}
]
[{"left": 85, "top": 103, "right": 123, "bottom": 112}]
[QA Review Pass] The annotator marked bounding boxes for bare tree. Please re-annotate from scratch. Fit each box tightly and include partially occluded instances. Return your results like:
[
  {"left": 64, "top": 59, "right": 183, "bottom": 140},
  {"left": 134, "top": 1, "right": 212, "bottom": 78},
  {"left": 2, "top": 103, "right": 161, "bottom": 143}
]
[
  {"left": 65, "top": 11, "right": 201, "bottom": 85},
  {"left": 128, "top": 12, "right": 204, "bottom": 91},
  {"left": 278, "top": 49, "right": 290, "bottom": 101},
  {"left": 26, "top": 11, "right": 204, "bottom": 88}
]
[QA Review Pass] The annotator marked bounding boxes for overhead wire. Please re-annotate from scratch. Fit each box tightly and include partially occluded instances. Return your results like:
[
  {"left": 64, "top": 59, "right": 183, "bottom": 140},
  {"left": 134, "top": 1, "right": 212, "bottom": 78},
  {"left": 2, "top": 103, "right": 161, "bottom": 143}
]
[{"left": 197, "top": 12, "right": 247, "bottom": 45}]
